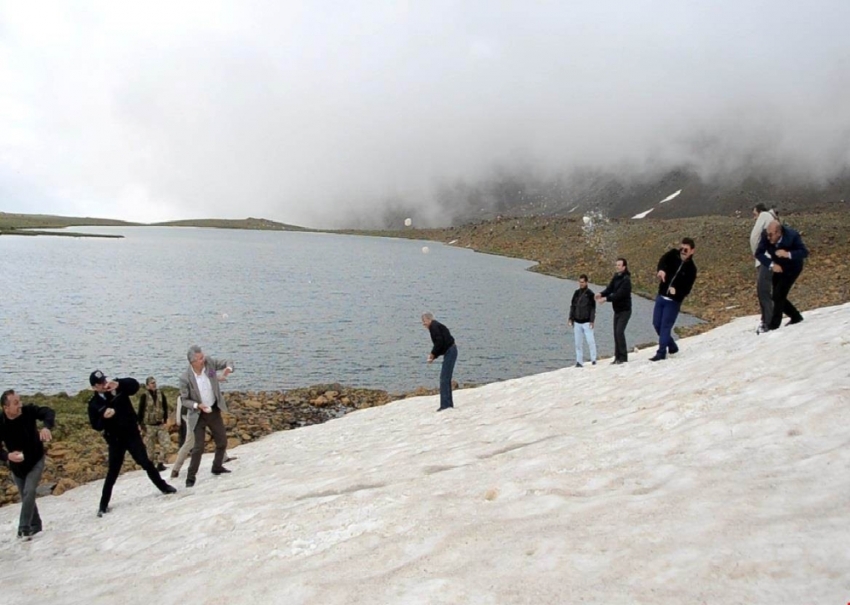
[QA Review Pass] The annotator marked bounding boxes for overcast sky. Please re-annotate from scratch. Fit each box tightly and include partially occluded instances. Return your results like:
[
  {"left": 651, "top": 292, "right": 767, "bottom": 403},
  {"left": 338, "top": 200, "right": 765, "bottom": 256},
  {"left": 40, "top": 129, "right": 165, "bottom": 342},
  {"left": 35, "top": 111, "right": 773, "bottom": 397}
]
[{"left": 1, "top": 1, "right": 848, "bottom": 227}]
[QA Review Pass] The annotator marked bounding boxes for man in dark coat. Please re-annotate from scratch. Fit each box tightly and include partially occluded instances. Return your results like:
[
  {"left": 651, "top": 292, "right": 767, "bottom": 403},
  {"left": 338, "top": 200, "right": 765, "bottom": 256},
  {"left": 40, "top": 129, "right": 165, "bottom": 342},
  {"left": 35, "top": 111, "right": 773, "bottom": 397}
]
[
  {"left": 568, "top": 274, "right": 597, "bottom": 367},
  {"left": 650, "top": 238, "right": 698, "bottom": 361},
  {"left": 0, "top": 389, "right": 55, "bottom": 538},
  {"left": 422, "top": 313, "right": 458, "bottom": 411},
  {"left": 596, "top": 258, "right": 632, "bottom": 364},
  {"left": 756, "top": 220, "right": 809, "bottom": 330},
  {"left": 88, "top": 371, "right": 176, "bottom": 516}
]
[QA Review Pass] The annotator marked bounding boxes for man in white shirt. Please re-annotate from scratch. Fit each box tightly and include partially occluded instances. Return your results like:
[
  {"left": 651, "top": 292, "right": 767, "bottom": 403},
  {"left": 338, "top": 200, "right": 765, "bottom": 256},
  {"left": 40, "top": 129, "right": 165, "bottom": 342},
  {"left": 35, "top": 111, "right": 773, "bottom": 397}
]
[{"left": 179, "top": 345, "right": 235, "bottom": 487}]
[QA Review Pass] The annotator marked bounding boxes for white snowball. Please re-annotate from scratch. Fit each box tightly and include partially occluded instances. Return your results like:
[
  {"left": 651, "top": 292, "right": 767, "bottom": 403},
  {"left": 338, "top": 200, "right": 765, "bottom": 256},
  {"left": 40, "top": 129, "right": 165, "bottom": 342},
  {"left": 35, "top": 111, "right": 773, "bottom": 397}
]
[
  {"left": 222, "top": 313, "right": 229, "bottom": 319},
  {"left": 404, "top": 218, "right": 412, "bottom": 227},
  {"left": 421, "top": 246, "right": 430, "bottom": 254},
  {"left": 582, "top": 216, "right": 592, "bottom": 225}
]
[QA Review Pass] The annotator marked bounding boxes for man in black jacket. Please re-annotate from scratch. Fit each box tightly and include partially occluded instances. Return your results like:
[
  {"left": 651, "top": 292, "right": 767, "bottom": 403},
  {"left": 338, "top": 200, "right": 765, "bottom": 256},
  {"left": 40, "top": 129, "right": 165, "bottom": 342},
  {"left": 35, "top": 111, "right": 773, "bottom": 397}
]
[
  {"left": 422, "top": 313, "right": 457, "bottom": 411},
  {"left": 88, "top": 371, "right": 176, "bottom": 517},
  {"left": 0, "top": 389, "right": 54, "bottom": 538},
  {"left": 569, "top": 274, "right": 597, "bottom": 367},
  {"left": 596, "top": 258, "right": 632, "bottom": 364},
  {"left": 137, "top": 376, "right": 171, "bottom": 472},
  {"left": 756, "top": 220, "right": 808, "bottom": 331},
  {"left": 650, "top": 238, "right": 698, "bottom": 361}
]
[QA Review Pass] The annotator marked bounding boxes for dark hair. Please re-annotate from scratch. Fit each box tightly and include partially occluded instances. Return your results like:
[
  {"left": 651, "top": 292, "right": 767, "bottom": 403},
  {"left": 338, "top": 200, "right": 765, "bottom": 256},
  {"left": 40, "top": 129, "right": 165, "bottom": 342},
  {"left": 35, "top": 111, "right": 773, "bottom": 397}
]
[
  {"left": 1, "top": 389, "right": 15, "bottom": 407},
  {"left": 682, "top": 237, "right": 695, "bottom": 249},
  {"left": 579, "top": 274, "right": 588, "bottom": 281},
  {"left": 754, "top": 203, "right": 768, "bottom": 213},
  {"left": 617, "top": 257, "right": 628, "bottom": 268}
]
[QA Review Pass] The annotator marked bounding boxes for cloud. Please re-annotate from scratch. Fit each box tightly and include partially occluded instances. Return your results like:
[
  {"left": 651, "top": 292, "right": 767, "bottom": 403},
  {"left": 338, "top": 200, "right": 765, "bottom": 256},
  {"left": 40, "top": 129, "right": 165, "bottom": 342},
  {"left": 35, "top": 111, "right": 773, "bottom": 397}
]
[{"left": 1, "top": 1, "right": 849, "bottom": 226}]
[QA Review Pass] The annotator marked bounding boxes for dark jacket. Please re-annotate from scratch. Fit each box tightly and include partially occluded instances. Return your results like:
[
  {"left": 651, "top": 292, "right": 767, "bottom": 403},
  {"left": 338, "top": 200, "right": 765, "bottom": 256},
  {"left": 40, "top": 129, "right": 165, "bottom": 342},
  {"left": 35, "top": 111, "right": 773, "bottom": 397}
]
[
  {"left": 569, "top": 287, "right": 596, "bottom": 323},
  {"left": 600, "top": 271, "right": 632, "bottom": 313},
  {"left": 756, "top": 226, "right": 808, "bottom": 277},
  {"left": 88, "top": 378, "right": 141, "bottom": 440},
  {"left": 138, "top": 390, "right": 168, "bottom": 426},
  {"left": 428, "top": 320, "right": 456, "bottom": 358},
  {"left": 0, "top": 404, "right": 56, "bottom": 478},
  {"left": 656, "top": 248, "right": 698, "bottom": 303}
]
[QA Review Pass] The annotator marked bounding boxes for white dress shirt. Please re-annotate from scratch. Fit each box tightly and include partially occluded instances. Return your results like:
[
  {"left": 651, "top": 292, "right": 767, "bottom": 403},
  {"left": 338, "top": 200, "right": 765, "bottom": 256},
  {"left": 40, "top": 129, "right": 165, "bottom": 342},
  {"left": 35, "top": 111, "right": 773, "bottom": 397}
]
[{"left": 194, "top": 369, "right": 215, "bottom": 408}]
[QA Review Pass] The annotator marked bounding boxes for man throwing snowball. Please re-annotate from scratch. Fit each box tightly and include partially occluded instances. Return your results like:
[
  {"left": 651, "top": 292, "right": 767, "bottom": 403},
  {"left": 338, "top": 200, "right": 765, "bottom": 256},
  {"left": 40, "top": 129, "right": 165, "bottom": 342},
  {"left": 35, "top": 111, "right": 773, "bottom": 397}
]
[
  {"left": 650, "top": 238, "right": 698, "bottom": 361},
  {"left": 0, "top": 389, "right": 55, "bottom": 538},
  {"left": 179, "top": 345, "right": 235, "bottom": 487},
  {"left": 88, "top": 371, "right": 177, "bottom": 517}
]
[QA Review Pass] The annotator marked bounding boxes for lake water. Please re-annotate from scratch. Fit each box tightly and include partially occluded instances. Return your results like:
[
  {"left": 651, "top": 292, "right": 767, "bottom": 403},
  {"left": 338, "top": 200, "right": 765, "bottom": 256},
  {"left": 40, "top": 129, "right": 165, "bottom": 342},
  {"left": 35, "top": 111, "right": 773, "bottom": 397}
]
[{"left": 0, "top": 227, "right": 698, "bottom": 394}]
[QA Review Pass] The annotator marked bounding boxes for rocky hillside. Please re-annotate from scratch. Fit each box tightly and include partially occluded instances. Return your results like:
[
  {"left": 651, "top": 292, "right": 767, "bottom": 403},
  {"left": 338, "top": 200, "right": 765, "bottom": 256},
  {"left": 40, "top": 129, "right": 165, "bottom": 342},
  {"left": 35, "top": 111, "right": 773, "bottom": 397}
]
[
  {"left": 367, "top": 210, "right": 850, "bottom": 331},
  {"left": 374, "top": 167, "right": 850, "bottom": 229}
]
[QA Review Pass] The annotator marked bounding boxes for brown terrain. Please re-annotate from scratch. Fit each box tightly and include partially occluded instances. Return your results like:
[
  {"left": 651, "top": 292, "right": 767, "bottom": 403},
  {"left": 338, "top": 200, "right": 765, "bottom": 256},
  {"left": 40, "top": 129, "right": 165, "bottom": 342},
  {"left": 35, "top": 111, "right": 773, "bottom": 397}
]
[{"left": 388, "top": 210, "right": 850, "bottom": 334}]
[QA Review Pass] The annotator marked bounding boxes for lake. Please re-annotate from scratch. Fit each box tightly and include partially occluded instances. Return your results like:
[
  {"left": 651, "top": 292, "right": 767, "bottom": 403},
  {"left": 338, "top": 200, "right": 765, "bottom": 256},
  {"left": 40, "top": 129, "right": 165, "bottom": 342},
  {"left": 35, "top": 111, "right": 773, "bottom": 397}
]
[{"left": 0, "top": 227, "right": 698, "bottom": 394}]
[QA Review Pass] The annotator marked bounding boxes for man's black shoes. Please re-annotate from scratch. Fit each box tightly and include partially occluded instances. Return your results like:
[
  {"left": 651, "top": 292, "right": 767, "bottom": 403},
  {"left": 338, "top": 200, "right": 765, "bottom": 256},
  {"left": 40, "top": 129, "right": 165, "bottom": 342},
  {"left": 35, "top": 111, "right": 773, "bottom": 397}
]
[
  {"left": 185, "top": 478, "right": 196, "bottom": 487},
  {"left": 211, "top": 467, "right": 231, "bottom": 475},
  {"left": 160, "top": 484, "right": 177, "bottom": 494},
  {"left": 156, "top": 463, "right": 167, "bottom": 472},
  {"left": 649, "top": 354, "right": 666, "bottom": 362},
  {"left": 96, "top": 507, "right": 110, "bottom": 518}
]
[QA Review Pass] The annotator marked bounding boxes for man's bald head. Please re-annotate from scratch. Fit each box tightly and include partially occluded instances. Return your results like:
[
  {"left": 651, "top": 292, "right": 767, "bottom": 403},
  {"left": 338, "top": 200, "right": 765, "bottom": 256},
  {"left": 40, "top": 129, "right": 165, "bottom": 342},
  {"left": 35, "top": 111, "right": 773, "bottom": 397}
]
[{"left": 767, "top": 220, "right": 783, "bottom": 244}]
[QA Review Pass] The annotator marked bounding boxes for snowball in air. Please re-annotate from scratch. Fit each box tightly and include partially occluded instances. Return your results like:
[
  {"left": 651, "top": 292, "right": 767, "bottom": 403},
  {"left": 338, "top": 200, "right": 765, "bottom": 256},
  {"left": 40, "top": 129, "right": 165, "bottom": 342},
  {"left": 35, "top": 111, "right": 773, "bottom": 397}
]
[
  {"left": 422, "top": 246, "right": 430, "bottom": 254},
  {"left": 404, "top": 218, "right": 412, "bottom": 227},
  {"left": 582, "top": 216, "right": 592, "bottom": 225},
  {"left": 222, "top": 313, "right": 229, "bottom": 319}
]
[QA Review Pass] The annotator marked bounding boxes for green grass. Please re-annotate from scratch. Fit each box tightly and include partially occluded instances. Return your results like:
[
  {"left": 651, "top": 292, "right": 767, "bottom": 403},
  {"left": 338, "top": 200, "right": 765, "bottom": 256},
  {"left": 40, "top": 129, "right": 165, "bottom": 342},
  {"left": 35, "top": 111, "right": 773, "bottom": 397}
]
[{"left": 150, "top": 217, "right": 310, "bottom": 231}]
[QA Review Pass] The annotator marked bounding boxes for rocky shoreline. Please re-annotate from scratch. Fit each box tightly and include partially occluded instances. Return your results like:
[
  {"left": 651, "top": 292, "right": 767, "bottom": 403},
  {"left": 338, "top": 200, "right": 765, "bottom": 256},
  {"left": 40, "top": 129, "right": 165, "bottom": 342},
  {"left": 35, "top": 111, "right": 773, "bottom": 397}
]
[{"left": 0, "top": 383, "right": 450, "bottom": 507}]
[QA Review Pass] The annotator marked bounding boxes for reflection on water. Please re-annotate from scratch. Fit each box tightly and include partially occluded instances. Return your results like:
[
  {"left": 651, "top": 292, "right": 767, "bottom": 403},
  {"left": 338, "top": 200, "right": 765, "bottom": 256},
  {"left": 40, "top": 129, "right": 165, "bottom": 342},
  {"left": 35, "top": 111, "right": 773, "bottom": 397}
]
[{"left": 0, "top": 227, "right": 698, "bottom": 394}]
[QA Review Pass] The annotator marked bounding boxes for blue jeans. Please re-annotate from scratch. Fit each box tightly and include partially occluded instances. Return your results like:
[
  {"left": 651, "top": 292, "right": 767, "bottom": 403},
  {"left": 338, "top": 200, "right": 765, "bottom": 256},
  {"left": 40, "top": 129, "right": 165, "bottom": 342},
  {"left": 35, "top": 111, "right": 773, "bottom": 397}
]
[
  {"left": 653, "top": 295, "right": 681, "bottom": 357},
  {"left": 439, "top": 345, "right": 458, "bottom": 409},
  {"left": 573, "top": 322, "right": 597, "bottom": 364}
]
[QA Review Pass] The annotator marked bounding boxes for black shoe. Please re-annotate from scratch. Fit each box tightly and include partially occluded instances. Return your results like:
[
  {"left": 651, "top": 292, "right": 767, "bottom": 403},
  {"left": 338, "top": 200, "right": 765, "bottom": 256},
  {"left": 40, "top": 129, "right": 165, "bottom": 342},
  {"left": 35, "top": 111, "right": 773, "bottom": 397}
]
[
  {"left": 160, "top": 484, "right": 177, "bottom": 494},
  {"left": 224, "top": 456, "right": 238, "bottom": 463},
  {"left": 649, "top": 354, "right": 666, "bottom": 362},
  {"left": 591, "top": 361, "right": 597, "bottom": 365},
  {"left": 611, "top": 359, "right": 624, "bottom": 365},
  {"left": 186, "top": 478, "right": 196, "bottom": 487},
  {"left": 156, "top": 463, "right": 167, "bottom": 472},
  {"left": 17, "top": 528, "right": 34, "bottom": 539},
  {"left": 786, "top": 317, "right": 804, "bottom": 326},
  {"left": 668, "top": 344, "right": 679, "bottom": 355},
  {"left": 211, "top": 467, "right": 231, "bottom": 475},
  {"left": 436, "top": 406, "right": 453, "bottom": 412},
  {"left": 575, "top": 362, "right": 583, "bottom": 368},
  {"left": 96, "top": 507, "right": 110, "bottom": 518}
]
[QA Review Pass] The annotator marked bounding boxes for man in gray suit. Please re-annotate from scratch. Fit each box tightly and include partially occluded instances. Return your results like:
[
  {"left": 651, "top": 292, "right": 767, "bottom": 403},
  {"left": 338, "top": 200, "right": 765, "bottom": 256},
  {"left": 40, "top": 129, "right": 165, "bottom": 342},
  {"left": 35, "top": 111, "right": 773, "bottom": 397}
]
[{"left": 179, "top": 345, "right": 234, "bottom": 487}]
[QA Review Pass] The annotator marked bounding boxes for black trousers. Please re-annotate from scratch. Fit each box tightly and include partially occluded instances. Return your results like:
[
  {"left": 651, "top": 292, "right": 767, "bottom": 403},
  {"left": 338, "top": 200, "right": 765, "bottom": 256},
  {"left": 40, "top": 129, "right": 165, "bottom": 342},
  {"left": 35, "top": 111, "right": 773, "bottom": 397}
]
[
  {"left": 769, "top": 270, "right": 803, "bottom": 329},
  {"left": 100, "top": 430, "right": 169, "bottom": 511},
  {"left": 613, "top": 310, "right": 632, "bottom": 362}
]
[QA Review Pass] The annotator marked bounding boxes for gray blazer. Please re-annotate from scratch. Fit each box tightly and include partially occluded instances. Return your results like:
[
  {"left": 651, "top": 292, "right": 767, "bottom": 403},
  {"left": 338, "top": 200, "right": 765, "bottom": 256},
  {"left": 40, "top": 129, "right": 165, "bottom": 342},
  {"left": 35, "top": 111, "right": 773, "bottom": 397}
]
[{"left": 179, "top": 357, "right": 234, "bottom": 423}]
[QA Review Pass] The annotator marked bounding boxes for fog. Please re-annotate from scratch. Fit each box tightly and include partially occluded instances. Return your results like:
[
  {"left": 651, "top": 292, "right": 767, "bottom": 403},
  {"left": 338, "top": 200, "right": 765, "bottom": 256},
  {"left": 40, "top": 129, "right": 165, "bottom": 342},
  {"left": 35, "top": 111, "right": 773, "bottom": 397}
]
[{"left": 1, "top": 1, "right": 849, "bottom": 227}]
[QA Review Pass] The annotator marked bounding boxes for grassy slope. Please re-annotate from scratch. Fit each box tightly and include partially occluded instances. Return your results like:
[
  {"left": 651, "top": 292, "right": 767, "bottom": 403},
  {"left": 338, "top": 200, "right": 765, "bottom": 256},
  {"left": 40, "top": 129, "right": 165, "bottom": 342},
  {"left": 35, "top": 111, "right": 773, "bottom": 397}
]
[{"left": 151, "top": 217, "right": 310, "bottom": 231}]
